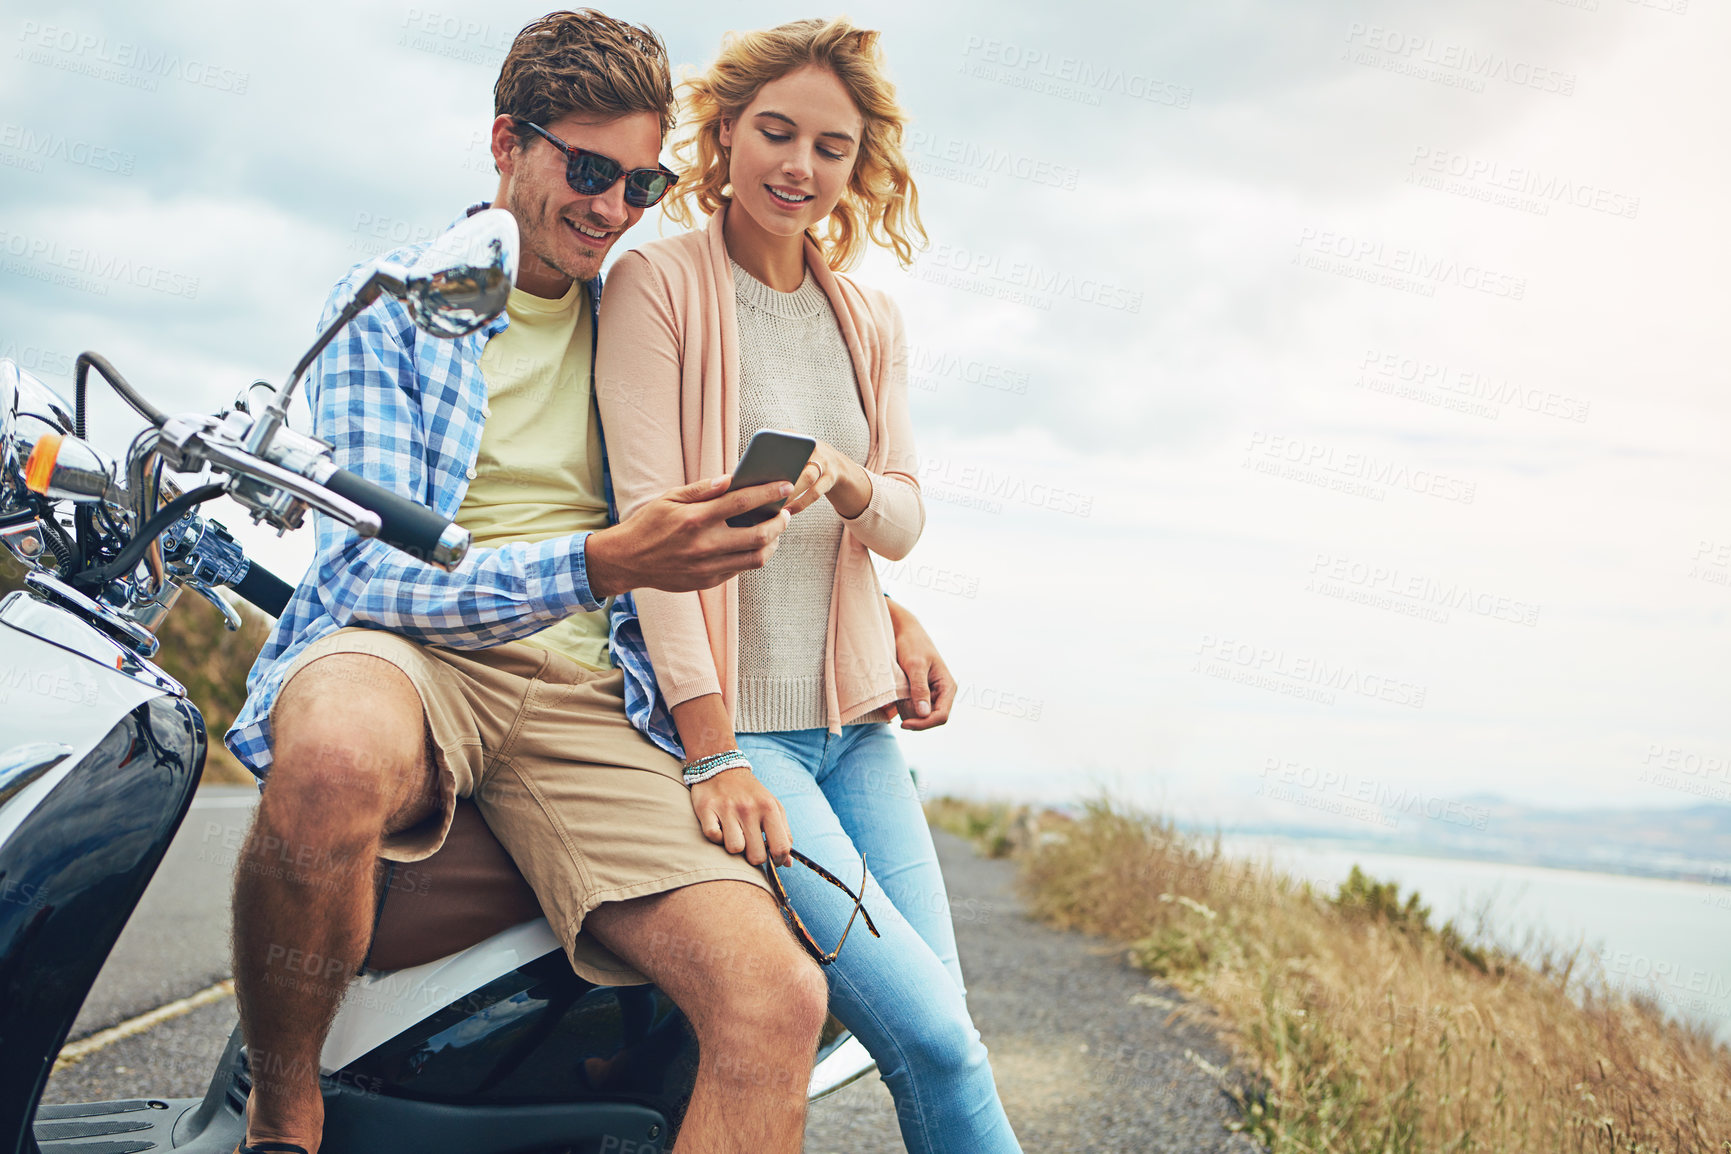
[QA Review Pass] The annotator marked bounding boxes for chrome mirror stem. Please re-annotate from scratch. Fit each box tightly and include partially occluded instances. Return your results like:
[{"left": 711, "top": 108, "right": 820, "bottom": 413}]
[
  {"left": 245, "top": 267, "right": 406, "bottom": 457},
  {"left": 243, "top": 209, "right": 515, "bottom": 459}
]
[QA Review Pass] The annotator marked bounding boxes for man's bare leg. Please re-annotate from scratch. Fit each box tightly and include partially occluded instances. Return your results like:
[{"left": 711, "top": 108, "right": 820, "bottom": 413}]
[
  {"left": 584, "top": 880, "right": 829, "bottom": 1154},
  {"left": 230, "top": 655, "right": 438, "bottom": 1154}
]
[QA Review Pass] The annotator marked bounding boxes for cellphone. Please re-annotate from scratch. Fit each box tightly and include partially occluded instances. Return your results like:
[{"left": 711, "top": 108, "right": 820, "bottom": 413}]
[{"left": 726, "top": 430, "right": 817, "bottom": 528}]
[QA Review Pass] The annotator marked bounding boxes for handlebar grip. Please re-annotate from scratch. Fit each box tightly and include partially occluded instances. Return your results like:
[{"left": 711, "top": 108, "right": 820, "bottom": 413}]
[
  {"left": 322, "top": 467, "right": 470, "bottom": 570},
  {"left": 229, "top": 562, "right": 295, "bottom": 619}
]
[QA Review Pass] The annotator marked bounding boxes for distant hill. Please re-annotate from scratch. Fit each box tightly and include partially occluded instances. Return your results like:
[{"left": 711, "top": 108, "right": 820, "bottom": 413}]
[{"left": 1206, "top": 796, "right": 1731, "bottom": 883}]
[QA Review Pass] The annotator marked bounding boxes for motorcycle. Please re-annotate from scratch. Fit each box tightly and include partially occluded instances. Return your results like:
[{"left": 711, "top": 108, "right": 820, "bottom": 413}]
[{"left": 0, "top": 209, "right": 873, "bottom": 1154}]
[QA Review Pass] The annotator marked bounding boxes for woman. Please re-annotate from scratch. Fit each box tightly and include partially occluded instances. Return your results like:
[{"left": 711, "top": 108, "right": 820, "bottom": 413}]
[{"left": 596, "top": 18, "right": 1022, "bottom": 1154}]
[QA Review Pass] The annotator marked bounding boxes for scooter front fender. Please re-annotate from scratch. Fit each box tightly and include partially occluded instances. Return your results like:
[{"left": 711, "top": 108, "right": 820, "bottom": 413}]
[{"left": 0, "top": 609, "right": 204, "bottom": 1154}]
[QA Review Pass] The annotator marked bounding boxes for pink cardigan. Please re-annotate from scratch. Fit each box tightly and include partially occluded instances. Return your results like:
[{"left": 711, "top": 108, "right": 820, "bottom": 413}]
[{"left": 595, "top": 208, "right": 924, "bottom": 732}]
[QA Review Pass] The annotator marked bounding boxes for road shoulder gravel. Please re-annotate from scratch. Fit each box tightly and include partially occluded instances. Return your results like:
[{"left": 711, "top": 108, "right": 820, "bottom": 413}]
[
  {"left": 804, "top": 830, "right": 1263, "bottom": 1153},
  {"left": 43, "top": 813, "right": 1262, "bottom": 1152}
]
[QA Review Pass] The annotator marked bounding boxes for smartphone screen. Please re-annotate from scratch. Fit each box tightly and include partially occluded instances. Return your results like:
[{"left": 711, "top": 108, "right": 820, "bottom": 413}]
[{"left": 726, "top": 430, "right": 817, "bottom": 528}]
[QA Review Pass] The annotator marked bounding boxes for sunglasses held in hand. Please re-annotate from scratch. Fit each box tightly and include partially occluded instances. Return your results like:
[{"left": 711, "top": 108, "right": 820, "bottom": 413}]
[
  {"left": 762, "top": 848, "right": 880, "bottom": 966},
  {"left": 518, "top": 119, "right": 679, "bottom": 208}
]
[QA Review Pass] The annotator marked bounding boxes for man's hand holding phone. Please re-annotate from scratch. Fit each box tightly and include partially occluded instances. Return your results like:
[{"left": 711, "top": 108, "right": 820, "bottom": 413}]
[
  {"left": 586, "top": 475, "right": 795, "bottom": 597},
  {"left": 725, "top": 430, "right": 817, "bottom": 527}
]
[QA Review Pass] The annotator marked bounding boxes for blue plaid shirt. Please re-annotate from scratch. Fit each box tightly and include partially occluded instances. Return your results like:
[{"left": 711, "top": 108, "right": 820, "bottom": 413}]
[{"left": 226, "top": 206, "right": 681, "bottom": 774}]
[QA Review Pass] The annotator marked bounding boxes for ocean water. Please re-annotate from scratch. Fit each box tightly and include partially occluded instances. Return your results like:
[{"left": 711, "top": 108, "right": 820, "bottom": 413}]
[{"left": 1217, "top": 835, "right": 1731, "bottom": 1043}]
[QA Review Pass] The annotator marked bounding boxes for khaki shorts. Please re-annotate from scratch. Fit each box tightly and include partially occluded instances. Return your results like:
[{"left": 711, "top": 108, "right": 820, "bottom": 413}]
[{"left": 272, "top": 626, "right": 769, "bottom": 985}]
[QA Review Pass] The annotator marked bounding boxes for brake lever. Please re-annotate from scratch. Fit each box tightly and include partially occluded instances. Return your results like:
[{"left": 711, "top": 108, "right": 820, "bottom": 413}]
[
  {"left": 199, "top": 439, "right": 382, "bottom": 536},
  {"left": 184, "top": 581, "right": 243, "bottom": 631},
  {"left": 156, "top": 415, "right": 382, "bottom": 537}
]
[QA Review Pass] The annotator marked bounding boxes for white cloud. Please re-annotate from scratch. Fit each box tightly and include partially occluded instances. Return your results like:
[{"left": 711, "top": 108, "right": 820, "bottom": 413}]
[{"left": 2, "top": 0, "right": 1725, "bottom": 823}]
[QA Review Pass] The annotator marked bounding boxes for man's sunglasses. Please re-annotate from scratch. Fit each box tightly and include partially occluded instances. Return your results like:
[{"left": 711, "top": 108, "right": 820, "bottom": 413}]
[
  {"left": 762, "top": 848, "right": 880, "bottom": 966},
  {"left": 517, "top": 119, "right": 678, "bottom": 208}
]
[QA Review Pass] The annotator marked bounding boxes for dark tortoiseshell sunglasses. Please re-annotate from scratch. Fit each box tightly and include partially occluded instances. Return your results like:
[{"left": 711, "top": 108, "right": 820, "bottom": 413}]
[
  {"left": 762, "top": 848, "right": 880, "bottom": 966},
  {"left": 516, "top": 119, "right": 678, "bottom": 208}
]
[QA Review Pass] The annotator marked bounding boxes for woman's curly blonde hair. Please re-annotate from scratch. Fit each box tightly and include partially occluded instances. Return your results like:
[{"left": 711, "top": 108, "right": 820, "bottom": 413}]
[{"left": 663, "top": 18, "right": 926, "bottom": 271}]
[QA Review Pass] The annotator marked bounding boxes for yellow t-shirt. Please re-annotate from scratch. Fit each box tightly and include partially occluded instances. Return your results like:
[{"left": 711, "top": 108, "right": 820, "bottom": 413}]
[{"left": 456, "top": 280, "right": 612, "bottom": 670}]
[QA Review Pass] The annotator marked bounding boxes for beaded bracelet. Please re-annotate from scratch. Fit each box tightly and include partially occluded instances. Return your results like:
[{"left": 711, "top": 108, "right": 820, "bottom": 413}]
[{"left": 682, "top": 749, "right": 752, "bottom": 786}]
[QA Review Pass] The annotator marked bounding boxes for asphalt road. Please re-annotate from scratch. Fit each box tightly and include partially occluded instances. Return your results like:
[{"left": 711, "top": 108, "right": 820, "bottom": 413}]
[
  {"left": 44, "top": 789, "right": 1260, "bottom": 1153},
  {"left": 65, "top": 786, "right": 257, "bottom": 1039}
]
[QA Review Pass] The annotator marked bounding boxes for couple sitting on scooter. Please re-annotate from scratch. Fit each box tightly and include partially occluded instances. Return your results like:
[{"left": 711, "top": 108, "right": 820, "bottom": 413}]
[{"left": 223, "top": 10, "right": 1023, "bottom": 1154}]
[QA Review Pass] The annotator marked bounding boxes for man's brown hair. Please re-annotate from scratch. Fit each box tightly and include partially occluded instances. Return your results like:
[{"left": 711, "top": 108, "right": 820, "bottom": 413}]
[{"left": 494, "top": 9, "right": 676, "bottom": 150}]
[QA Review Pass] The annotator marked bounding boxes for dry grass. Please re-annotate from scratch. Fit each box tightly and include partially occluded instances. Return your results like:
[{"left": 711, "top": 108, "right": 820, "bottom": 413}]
[
  {"left": 929, "top": 796, "right": 1731, "bottom": 1153},
  {"left": 153, "top": 591, "right": 274, "bottom": 785}
]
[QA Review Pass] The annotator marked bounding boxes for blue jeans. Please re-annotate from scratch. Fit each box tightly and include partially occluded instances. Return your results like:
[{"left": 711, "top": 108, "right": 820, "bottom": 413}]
[{"left": 739, "top": 725, "right": 1022, "bottom": 1154}]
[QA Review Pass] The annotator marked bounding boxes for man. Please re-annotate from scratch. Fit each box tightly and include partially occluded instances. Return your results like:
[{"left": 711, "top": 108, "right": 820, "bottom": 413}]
[{"left": 223, "top": 11, "right": 955, "bottom": 1154}]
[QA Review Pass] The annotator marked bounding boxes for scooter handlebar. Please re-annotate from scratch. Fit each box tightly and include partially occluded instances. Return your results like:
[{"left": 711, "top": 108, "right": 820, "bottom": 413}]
[
  {"left": 226, "top": 561, "right": 295, "bottom": 619},
  {"left": 321, "top": 466, "right": 469, "bottom": 571}
]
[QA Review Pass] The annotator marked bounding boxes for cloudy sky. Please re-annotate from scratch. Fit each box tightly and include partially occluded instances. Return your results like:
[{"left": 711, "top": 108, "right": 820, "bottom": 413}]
[{"left": 2, "top": 0, "right": 1725, "bottom": 829}]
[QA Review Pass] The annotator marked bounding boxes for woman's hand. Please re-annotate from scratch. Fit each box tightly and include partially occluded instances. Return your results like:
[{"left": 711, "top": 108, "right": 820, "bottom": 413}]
[
  {"left": 690, "top": 767, "right": 793, "bottom": 867},
  {"left": 672, "top": 693, "right": 792, "bottom": 867},
  {"left": 886, "top": 597, "right": 957, "bottom": 731},
  {"left": 786, "top": 439, "right": 871, "bottom": 519}
]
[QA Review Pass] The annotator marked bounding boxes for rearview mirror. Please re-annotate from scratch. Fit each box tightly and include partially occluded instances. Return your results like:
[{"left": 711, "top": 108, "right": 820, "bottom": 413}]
[
  {"left": 392, "top": 208, "right": 519, "bottom": 339},
  {"left": 248, "top": 209, "right": 521, "bottom": 455}
]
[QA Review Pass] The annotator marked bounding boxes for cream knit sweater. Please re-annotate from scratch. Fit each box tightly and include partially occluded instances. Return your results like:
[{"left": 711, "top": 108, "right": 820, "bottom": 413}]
[
  {"left": 593, "top": 209, "right": 925, "bottom": 737},
  {"left": 732, "top": 261, "right": 871, "bottom": 733}
]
